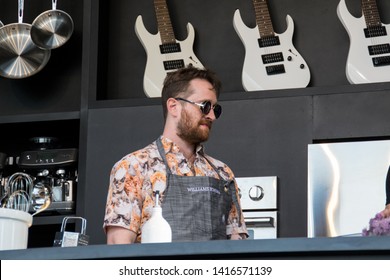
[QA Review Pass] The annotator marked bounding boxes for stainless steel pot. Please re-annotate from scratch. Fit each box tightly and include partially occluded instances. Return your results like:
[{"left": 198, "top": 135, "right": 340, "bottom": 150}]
[
  {"left": 30, "top": 0, "right": 74, "bottom": 50},
  {"left": 0, "top": 0, "right": 51, "bottom": 79}
]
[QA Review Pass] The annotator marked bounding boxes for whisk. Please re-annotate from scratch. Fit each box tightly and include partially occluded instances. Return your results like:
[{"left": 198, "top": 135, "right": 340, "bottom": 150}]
[{"left": 6, "top": 190, "right": 30, "bottom": 212}]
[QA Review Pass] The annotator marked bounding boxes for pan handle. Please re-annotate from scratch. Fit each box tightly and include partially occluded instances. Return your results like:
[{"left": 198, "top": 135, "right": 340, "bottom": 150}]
[
  {"left": 52, "top": 0, "right": 57, "bottom": 10},
  {"left": 18, "top": 0, "right": 24, "bottom": 24}
]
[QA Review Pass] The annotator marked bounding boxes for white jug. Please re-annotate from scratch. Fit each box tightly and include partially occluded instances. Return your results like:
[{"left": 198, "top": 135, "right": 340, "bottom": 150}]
[{"left": 141, "top": 191, "right": 172, "bottom": 243}]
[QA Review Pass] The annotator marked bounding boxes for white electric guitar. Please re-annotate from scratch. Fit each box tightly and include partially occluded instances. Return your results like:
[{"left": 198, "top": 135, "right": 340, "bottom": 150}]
[
  {"left": 135, "top": 0, "right": 204, "bottom": 98},
  {"left": 233, "top": 0, "right": 310, "bottom": 91},
  {"left": 337, "top": 0, "right": 390, "bottom": 84}
]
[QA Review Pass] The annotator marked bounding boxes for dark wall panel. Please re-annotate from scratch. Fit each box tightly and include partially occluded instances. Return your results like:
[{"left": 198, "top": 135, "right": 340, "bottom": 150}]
[
  {"left": 313, "top": 89, "right": 390, "bottom": 140},
  {"left": 84, "top": 106, "right": 164, "bottom": 244},
  {"left": 207, "top": 97, "right": 313, "bottom": 238}
]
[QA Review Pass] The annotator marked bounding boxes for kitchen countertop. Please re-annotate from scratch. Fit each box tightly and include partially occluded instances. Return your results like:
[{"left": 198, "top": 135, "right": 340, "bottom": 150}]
[{"left": 1, "top": 236, "right": 390, "bottom": 260}]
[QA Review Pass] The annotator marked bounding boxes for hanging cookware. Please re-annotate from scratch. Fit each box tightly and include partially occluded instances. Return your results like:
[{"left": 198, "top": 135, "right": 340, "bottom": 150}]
[
  {"left": 30, "top": 0, "right": 74, "bottom": 50},
  {"left": 0, "top": 0, "right": 51, "bottom": 79}
]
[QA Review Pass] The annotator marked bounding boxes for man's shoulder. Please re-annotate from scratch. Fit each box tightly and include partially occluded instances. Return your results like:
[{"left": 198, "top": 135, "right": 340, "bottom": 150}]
[
  {"left": 115, "top": 141, "right": 160, "bottom": 165},
  {"left": 204, "top": 153, "right": 231, "bottom": 170},
  {"left": 204, "top": 154, "right": 235, "bottom": 180}
]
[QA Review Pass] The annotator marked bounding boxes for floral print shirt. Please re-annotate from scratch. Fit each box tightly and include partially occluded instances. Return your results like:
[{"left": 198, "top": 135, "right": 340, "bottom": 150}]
[{"left": 103, "top": 136, "right": 248, "bottom": 243}]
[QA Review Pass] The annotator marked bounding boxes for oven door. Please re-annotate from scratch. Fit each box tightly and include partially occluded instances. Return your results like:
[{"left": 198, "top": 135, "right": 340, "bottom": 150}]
[{"left": 244, "top": 211, "right": 277, "bottom": 239}]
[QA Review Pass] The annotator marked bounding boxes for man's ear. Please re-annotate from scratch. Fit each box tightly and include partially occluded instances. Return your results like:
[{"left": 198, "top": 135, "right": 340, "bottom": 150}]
[{"left": 167, "top": 98, "right": 180, "bottom": 118}]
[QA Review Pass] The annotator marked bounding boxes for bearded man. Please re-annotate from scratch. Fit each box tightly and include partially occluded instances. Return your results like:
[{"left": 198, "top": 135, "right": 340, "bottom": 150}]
[{"left": 103, "top": 66, "right": 248, "bottom": 243}]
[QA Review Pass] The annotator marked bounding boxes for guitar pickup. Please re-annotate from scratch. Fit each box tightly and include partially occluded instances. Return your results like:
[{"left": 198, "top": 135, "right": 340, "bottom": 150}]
[
  {"left": 266, "top": 64, "right": 285, "bottom": 75},
  {"left": 163, "top": 59, "right": 185, "bottom": 70},
  {"left": 160, "top": 43, "right": 181, "bottom": 54},
  {"left": 368, "top": 44, "right": 390, "bottom": 55},
  {"left": 262, "top": 52, "right": 284, "bottom": 64},
  {"left": 364, "top": 26, "right": 387, "bottom": 38},
  {"left": 372, "top": 56, "right": 390, "bottom": 67},
  {"left": 258, "top": 36, "right": 280, "bottom": 48}
]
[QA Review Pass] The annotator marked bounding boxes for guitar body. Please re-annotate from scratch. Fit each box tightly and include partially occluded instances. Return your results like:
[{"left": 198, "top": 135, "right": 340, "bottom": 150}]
[
  {"left": 233, "top": 9, "right": 310, "bottom": 91},
  {"left": 337, "top": 0, "right": 390, "bottom": 84},
  {"left": 135, "top": 15, "right": 204, "bottom": 98}
]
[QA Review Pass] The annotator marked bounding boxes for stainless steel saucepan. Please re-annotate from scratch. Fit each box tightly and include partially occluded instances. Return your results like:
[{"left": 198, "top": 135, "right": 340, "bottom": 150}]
[
  {"left": 31, "top": 0, "right": 74, "bottom": 50},
  {"left": 0, "top": 0, "right": 51, "bottom": 79}
]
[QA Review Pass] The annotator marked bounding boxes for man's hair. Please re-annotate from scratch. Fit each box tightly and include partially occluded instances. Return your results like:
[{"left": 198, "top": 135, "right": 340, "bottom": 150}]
[{"left": 161, "top": 66, "right": 222, "bottom": 120}]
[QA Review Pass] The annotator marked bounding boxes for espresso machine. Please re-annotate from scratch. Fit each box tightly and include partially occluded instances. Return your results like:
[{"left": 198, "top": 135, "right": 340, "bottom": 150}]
[{"left": 16, "top": 137, "right": 78, "bottom": 214}]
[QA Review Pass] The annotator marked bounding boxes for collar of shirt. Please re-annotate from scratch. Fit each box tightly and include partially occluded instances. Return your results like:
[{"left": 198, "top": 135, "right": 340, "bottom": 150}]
[
  {"left": 160, "top": 135, "right": 205, "bottom": 156},
  {"left": 159, "top": 135, "right": 206, "bottom": 175}
]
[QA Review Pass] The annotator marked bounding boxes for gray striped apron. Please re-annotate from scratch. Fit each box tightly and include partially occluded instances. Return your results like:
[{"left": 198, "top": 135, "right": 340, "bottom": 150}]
[{"left": 156, "top": 138, "right": 241, "bottom": 241}]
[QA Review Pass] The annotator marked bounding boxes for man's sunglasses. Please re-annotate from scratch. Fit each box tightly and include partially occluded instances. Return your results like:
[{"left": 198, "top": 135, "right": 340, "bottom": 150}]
[{"left": 175, "top": 98, "right": 222, "bottom": 119}]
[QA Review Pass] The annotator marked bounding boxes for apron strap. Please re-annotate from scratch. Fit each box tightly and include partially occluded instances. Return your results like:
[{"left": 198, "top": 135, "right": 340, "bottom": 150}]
[
  {"left": 204, "top": 154, "right": 243, "bottom": 227},
  {"left": 156, "top": 137, "right": 172, "bottom": 175},
  {"left": 229, "top": 182, "right": 243, "bottom": 227}
]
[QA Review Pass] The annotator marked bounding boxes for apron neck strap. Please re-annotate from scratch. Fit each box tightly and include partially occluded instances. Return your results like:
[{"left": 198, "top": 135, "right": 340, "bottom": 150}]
[
  {"left": 156, "top": 137, "right": 172, "bottom": 174},
  {"left": 157, "top": 136, "right": 223, "bottom": 180}
]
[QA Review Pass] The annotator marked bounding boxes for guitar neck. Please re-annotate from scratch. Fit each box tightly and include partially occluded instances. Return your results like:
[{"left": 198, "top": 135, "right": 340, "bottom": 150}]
[
  {"left": 154, "top": 0, "right": 176, "bottom": 43},
  {"left": 253, "top": 0, "right": 275, "bottom": 37},
  {"left": 362, "top": 0, "right": 382, "bottom": 27}
]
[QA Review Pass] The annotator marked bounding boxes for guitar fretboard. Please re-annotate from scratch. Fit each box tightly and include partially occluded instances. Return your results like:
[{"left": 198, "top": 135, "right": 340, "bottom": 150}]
[
  {"left": 154, "top": 0, "right": 176, "bottom": 44},
  {"left": 362, "top": 0, "right": 381, "bottom": 27},
  {"left": 253, "top": 0, "right": 275, "bottom": 37}
]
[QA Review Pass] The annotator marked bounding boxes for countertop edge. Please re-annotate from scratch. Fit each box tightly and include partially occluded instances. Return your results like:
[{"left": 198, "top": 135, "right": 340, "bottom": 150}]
[{"left": 1, "top": 237, "right": 390, "bottom": 260}]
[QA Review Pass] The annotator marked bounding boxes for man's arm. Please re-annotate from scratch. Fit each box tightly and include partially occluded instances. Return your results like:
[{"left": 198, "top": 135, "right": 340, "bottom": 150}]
[{"left": 106, "top": 226, "right": 137, "bottom": 244}]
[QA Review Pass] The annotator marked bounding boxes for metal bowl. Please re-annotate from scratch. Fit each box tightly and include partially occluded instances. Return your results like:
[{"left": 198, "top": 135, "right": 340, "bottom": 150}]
[
  {"left": 0, "top": 23, "right": 51, "bottom": 79},
  {"left": 31, "top": 9, "right": 74, "bottom": 50}
]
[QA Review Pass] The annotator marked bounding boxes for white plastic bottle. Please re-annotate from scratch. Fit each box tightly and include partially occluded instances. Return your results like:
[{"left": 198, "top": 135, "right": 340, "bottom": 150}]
[{"left": 141, "top": 191, "right": 172, "bottom": 243}]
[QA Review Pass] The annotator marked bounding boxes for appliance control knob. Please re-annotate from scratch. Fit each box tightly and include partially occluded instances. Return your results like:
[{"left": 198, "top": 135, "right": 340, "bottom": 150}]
[
  {"left": 248, "top": 185, "right": 264, "bottom": 201},
  {"left": 56, "top": 169, "right": 66, "bottom": 176}
]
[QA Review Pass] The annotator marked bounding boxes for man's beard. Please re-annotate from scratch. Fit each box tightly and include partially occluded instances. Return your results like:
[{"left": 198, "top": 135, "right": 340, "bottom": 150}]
[{"left": 177, "top": 109, "right": 212, "bottom": 145}]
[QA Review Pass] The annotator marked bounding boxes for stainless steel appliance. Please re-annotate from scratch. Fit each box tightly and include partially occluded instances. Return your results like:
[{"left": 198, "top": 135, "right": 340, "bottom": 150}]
[
  {"left": 236, "top": 176, "right": 278, "bottom": 239},
  {"left": 5, "top": 137, "right": 79, "bottom": 214},
  {"left": 17, "top": 147, "right": 78, "bottom": 214},
  {"left": 308, "top": 140, "right": 390, "bottom": 237}
]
